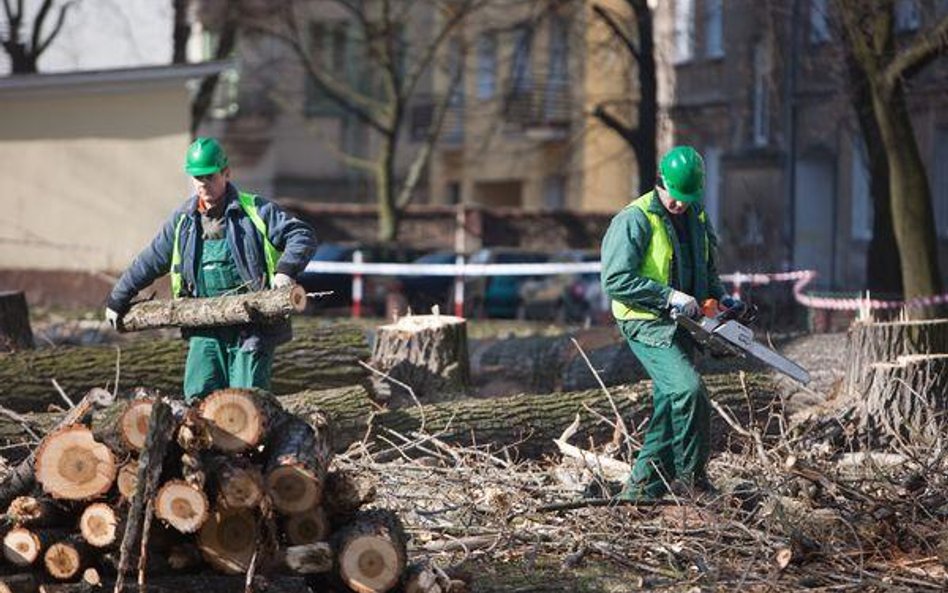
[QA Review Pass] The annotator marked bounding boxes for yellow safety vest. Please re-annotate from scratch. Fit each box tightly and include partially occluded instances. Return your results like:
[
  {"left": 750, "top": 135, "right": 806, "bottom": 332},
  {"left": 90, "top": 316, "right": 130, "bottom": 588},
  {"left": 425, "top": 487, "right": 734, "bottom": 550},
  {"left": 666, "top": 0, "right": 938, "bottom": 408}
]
[
  {"left": 170, "top": 192, "right": 281, "bottom": 298},
  {"left": 611, "top": 192, "right": 709, "bottom": 320}
]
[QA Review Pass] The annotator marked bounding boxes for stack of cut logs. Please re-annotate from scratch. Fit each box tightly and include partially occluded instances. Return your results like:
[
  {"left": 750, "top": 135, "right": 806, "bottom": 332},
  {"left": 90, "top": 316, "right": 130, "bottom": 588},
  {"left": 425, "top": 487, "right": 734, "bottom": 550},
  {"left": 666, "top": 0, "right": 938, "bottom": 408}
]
[{"left": 0, "top": 387, "right": 412, "bottom": 593}]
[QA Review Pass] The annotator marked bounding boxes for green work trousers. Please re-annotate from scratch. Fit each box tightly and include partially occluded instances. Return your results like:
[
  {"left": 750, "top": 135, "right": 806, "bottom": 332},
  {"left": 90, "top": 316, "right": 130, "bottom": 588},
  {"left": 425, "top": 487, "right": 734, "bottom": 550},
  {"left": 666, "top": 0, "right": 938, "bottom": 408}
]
[
  {"left": 620, "top": 328, "right": 710, "bottom": 499},
  {"left": 183, "top": 237, "right": 274, "bottom": 403}
]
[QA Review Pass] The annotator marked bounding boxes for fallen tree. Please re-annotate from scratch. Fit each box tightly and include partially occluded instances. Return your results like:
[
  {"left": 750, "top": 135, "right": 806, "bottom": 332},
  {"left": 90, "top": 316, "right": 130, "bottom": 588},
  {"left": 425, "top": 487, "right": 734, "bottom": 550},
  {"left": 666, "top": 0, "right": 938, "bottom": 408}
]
[{"left": 0, "top": 323, "right": 369, "bottom": 412}]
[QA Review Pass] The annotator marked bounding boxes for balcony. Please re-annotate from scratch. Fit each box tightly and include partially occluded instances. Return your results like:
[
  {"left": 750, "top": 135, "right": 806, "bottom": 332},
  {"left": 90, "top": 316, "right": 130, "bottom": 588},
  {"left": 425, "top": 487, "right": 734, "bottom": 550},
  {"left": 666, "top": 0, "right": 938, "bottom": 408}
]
[
  {"left": 503, "top": 83, "right": 571, "bottom": 140},
  {"left": 409, "top": 96, "right": 464, "bottom": 145}
]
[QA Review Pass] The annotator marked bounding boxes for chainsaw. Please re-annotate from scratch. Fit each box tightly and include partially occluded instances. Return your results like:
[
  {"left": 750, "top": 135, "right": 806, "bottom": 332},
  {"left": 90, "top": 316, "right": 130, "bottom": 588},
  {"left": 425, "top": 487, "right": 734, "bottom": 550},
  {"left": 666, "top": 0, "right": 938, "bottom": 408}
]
[{"left": 671, "top": 299, "right": 811, "bottom": 385}]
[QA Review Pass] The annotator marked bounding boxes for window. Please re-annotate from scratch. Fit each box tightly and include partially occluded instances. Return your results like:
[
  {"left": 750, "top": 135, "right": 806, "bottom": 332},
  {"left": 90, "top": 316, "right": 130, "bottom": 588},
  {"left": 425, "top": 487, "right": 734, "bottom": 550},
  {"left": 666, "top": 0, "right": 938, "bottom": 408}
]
[
  {"left": 674, "top": 0, "right": 696, "bottom": 63},
  {"left": 545, "top": 15, "right": 569, "bottom": 122},
  {"left": 476, "top": 33, "right": 497, "bottom": 99},
  {"left": 704, "top": 0, "right": 724, "bottom": 58},
  {"left": 543, "top": 175, "right": 567, "bottom": 209},
  {"left": 850, "top": 135, "right": 872, "bottom": 240},
  {"left": 894, "top": 0, "right": 920, "bottom": 32},
  {"left": 703, "top": 147, "right": 721, "bottom": 229},
  {"left": 809, "top": 0, "right": 830, "bottom": 45},
  {"left": 752, "top": 40, "right": 770, "bottom": 146},
  {"left": 199, "top": 30, "right": 239, "bottom": 118},
  {"left": 933, "top": 128, "right": 948, "bottom": 237},
  {"left": 510, "top": 25, "right": 533, "bottom": 94},
  {"left": 305, "top": 21, "right": 351, "bottom": 115}
]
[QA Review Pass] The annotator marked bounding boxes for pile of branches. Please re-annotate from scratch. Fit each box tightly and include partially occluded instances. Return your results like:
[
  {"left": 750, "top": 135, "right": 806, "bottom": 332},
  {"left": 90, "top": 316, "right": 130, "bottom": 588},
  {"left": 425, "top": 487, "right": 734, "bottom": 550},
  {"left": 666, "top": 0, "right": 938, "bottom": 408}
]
[{"left": 0, "top": 387, "right": 433, "bottom": 593}]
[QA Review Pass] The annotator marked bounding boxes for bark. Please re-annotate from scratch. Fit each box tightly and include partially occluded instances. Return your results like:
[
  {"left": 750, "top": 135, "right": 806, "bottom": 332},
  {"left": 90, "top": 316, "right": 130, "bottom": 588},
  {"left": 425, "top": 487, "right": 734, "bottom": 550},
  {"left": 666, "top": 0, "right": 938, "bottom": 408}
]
[
  {"left": 333, "top": 509, "right": 407, "bottom": 593},
  {"left": 370, "top": 314, "right": 470, "bottom": 404},
  {"left": 265, "top": 416, "right": 332, "bottom": 514},
  {"left": 34, "top": 426, "right": 116, "bottom": 500},
  {"left": 0, "top": 291, "right": 34, "bottom": 352},
  {"left": 0, "top": 389, "right": 115, "bottom": 508},
  {"left": 844, "top": 319, "right": 948, "bottom": 397},
  {"left": 322, "top": 470, "right": 377, "bottom": 527},
  {"left": 281, "top": 542, "right": 333, "bottom": 574},
  {"left": 281, "top": 373, "right": 775, "bottom": 458},
  {"left": 861, "top": 354, "right": 948, "bottom": 446},
  {"left": 0, "top": 323, "right": 369, "bottom": 412},
  {"left": 119, "top": 287, "right": 307, "bottom": 333}
]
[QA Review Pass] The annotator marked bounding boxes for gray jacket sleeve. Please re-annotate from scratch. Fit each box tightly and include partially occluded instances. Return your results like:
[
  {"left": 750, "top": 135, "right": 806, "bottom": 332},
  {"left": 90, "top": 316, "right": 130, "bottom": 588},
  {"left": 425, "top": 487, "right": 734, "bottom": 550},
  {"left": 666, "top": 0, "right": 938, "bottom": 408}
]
[
  {"left": 256, "top": 198, "right": 317, "bottom": 278},
  {"left": 106, "top": 211, "right": 181, "bottom": 313}
]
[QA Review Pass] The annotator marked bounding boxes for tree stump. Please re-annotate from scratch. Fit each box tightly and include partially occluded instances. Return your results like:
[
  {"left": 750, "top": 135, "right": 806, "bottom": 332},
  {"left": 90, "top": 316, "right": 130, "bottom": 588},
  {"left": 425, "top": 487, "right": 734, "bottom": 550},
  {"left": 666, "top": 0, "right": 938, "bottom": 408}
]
[
  {"left": 369, "top": 314, "right": 470, "bottom": 405},
  {"left": 0, "top": 291, "right": 34, "bottom": 352},
  {"left": 861, "top": 354, "right": 948, "bottom": 445},
  {"left": 333, "top": 510, "right": 407, "bottom": 593},
  {"left": 844, "top": 318, "right": 948, "bottom": 397}
]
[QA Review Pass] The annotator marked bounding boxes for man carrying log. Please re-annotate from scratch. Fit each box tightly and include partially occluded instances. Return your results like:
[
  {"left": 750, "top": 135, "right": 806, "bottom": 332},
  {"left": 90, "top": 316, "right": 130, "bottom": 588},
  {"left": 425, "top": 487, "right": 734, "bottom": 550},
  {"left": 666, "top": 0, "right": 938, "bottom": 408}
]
[
  {"left": 104, "top": 137, "right": 317, "bottom": 402},
  {"left": 601, "top": 145, "right": 737, "bottom": 501}
]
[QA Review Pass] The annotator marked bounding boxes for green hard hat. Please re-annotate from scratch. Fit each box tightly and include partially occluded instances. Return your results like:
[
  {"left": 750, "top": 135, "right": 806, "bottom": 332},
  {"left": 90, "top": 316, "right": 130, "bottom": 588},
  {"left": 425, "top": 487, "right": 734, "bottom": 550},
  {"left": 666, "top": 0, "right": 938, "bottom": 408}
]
[
  {"left": 659, "top": 145, "right": 705, "bottom": 203},
  {"left": 184, "top": 137, "right": 228, "bottom": 176}
]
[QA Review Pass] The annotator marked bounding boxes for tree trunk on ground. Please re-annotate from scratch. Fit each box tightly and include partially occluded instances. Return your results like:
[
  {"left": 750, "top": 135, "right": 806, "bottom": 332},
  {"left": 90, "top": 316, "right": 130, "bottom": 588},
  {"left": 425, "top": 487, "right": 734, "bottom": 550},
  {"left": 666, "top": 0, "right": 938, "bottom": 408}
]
[
  {"left": 844, "top": 319, "right": 948, "bottom": 397},
  {"left": 333, "top": 510, "right": 407, "bottom": 593},
  {"left": 0, "top": 291, "right": 34, "bottom": 352},
  {"left": 369, "top": 314, "right": 470, "bottom": 404},
  {"left": 0, "top": 323, "right": 369, "bottom": 412},
  {"left": 281, "top": 373, "right": 774, "bottom": 458},
  {"left": 119, "top": 287, "right": 307, "bottom": 333}
]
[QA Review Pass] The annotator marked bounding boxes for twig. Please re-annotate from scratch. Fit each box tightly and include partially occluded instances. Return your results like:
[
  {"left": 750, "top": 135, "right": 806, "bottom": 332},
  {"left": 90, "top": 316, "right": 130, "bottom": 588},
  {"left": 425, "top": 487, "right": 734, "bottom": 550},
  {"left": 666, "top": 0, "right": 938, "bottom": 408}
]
[
  {"left": 0, "top": 405, "right": 41, "bottom": 441},
  {"left": 358, "top": 360, "right": 427, "bottom": 431},
  {"left": 113, "top": 346, "right": 122, "bottom": 399},
  {"left": 570, "top": 338, "right": 634, "bottom": 458},
  {"left": 709, "top": 395, "right": 768, "bottom": 466},
  {"left": 50, "top": 379, "right": 75, "bottom": 409}
]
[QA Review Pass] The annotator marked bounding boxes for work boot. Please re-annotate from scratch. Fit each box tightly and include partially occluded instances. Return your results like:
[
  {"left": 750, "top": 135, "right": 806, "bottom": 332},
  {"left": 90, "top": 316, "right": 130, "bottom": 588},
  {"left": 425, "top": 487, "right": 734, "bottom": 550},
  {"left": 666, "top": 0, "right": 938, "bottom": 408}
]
[{"left": 668, "top": 476, "right": 719, "bottom": 502}]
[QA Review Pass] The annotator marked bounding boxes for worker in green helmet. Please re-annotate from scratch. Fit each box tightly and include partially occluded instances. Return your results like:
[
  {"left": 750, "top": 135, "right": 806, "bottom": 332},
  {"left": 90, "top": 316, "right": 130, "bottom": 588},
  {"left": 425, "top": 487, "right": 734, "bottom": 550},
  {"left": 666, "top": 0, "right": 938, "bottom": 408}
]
[
  {"left": 601, "top": 145, "right": 737, "bottom": 500},
  {"left": 105, "top": 137, "right": 317, "bottom": 402}
]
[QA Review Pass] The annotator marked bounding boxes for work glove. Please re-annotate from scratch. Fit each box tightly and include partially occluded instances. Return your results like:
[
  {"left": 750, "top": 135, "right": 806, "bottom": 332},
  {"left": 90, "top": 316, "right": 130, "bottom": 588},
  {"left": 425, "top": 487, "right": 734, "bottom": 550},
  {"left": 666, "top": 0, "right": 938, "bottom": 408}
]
[
  {"left": 720, "top": 295, "right": 742, "bottom": 310},
  {"left": 105, "top": 307, "right": 122, "bottom": 331},
  {"left": 667, "top": 290, "right": 699, "bottom": 318},
  {"left": 272, "top": 273, "right": 294, "bottom": 289}
]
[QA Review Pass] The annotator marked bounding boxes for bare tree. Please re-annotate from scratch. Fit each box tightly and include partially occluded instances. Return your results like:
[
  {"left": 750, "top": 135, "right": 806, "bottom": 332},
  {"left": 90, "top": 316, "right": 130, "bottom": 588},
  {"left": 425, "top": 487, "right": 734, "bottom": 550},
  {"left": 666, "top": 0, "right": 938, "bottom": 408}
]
[
  {"left": 251, "top": 0, "right": 486, "bottom": 242},
  {"left": 590, "top": 0, "right": 657, "bottom": 194},
  {"left": 834, "top": 0, "right": 948, "bottom": 314},
  {"left": 1, "top": 0, "right": 77, "bottom": 74}
]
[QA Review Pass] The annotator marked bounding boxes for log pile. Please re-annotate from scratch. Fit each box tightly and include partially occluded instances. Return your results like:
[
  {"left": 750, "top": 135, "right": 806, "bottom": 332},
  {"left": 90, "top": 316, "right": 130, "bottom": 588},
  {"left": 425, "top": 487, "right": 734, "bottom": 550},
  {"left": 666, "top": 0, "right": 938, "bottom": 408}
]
[{"left": 0, "top": 388, "right": 411, "bottom": 593}]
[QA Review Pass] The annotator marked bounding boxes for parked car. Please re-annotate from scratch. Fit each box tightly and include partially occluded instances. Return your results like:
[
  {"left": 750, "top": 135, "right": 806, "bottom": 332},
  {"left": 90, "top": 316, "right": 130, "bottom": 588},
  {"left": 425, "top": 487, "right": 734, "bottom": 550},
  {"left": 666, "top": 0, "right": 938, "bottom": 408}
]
[
  {"left": 399, "top": 251, "right": 460, "bottom": 314},
  {"left": 466, "top": 248, "right": 550, "bottom": 319},
  {"left": 298, "top": 243, "right": 424, "bottom": 315},
  {"left": 518, "top": 249, "right": 605, "bottom": 323}
]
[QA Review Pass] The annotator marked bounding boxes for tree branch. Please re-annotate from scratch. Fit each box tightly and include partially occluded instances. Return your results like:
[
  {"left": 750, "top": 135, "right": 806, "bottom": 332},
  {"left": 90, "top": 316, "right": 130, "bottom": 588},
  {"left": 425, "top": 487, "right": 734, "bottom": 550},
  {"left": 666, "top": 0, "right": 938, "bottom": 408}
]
[
  {"left": 29, "top": 0, "right": 53, "bottom": 56},
  {"left": 35, "top": 0, "right": 76, "bottom": 57},
  {"left": 592, "top": 3, "right": 640, "bottom": 63},
  {"left": 884, "top": 15, "right": 948, "bottom": 88},
  {"left": 592, "top": 104, "right": 640, "bottom": 148}
]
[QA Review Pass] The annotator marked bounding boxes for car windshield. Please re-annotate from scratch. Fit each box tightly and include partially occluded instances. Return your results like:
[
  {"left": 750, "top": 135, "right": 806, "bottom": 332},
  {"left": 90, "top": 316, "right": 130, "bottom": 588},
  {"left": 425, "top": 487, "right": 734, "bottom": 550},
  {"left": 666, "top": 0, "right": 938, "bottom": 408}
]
[{"left": 496, "top": 252, "right": 548, "bottom": 264}]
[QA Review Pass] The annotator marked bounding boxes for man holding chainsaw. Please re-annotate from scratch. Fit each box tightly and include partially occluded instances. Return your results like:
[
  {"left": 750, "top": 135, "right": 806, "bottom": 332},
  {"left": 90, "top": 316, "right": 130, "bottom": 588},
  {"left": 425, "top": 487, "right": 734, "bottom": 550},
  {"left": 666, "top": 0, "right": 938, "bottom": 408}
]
[
  {"left": 601, "top": 145, "right": 737, "bottom": 501},
  {"left": 104, "top": 137, "right": 317, "bottom": 402}
]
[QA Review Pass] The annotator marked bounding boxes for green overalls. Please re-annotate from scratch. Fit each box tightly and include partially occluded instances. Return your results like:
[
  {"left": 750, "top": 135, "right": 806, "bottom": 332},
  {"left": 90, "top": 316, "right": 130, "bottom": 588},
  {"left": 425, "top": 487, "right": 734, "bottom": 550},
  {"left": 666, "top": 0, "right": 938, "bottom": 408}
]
[{"left": 182, "top": 236, "right": 274, "bottom": 402}]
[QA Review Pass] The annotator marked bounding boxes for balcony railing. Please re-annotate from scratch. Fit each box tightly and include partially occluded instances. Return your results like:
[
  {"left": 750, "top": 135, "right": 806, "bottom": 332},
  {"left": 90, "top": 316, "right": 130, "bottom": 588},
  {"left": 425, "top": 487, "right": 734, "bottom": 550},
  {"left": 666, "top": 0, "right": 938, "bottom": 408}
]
[{"left": 503, "top": 83, "right": 571, "bottom": 133}]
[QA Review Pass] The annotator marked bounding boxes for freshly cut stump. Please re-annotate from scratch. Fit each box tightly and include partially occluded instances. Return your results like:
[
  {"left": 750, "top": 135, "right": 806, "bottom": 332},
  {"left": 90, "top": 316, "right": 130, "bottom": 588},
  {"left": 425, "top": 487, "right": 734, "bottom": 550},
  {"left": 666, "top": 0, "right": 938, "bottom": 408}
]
[
  {"left": 79, "top": 503, "right": 121, "bottom": 548},
  {"left": 197, "top": 508, "right": 258, "bottom": 574},
  {"left": 845, "top": 318, "right": 948, "bottom": 397},
  {"left": 861, "top": 354, "right": 948, "bottom": 444},
  {"left": 3, "top": 528, "right": 41, "bottom": 566},
  {"left": 43, "top": 538, "right": 90, "bottom": 580},
  {"left": 116, "top": 460, "right": 139, "bottom": 500},
  {"left": 334, "top": 510, "right": 408, "bottom": 593},
  {"left": 199, "top": 388, "right": 283, "bottom": 453},
  {"left": 369, "top": 314, "right": 470, "bottom": 404},
  {"left": 34, "top": 427, "right": 115, "bottom": 500},
  {"left": 284, "top": 507, "right": 330, "bottom": 545},
  {"left": 265, "top": 417, "right": 330, "bottom": 514},
  {"left": 155, "top": 479, "right": 209, "bottom": 533}
]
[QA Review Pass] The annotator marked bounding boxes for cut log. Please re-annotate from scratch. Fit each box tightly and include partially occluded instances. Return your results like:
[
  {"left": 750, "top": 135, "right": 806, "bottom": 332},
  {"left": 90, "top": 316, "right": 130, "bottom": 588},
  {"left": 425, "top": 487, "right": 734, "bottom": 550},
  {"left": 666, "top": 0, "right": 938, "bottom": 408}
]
[
  {"left": 197, "top": 508, "right": 258, "bottom": 575},
  {"left": 280, "top": 373, "right": 773, "bottom": 458},
  {"left": 845, "top": 318, "right": 948, "bottom": 397},
  {"left": 0, "top": 321, "right": 369, "bottom": 412},
  {"left": 116, "top": 461, "right": 139, "bottom": 501},
  {"left": 284, "top": 507, "right": 330, "bottom": 545},
  {"left": 5, "top": 496, "right": 70, "bottom": 528},
  {"left": 154, "top": 480, "right": 209, "bottom": 534},
  {"left": 0, "top": 574, "right": 37, "bottom": 593},
  {"left": 34, "top": 426, "right": 116, "bottom": 500},
  {"left": 91, "top": 398, "right": 154, "bottom": 455},
  {"left": 79, "top": 503, "right": 122, "bottom": 548},
  {"left": 199, "top": 388, "right": 286, "bottom": 453},
  {"left": 0, "top": 388, "right": 115, "bottom": 509},
  {"left": 3, "top": 528, "right": 43, "bottom": 566},
  {"left": 0, "top": 291, "right": 34, "bottom": 352},
  {"left": 322, "top": 470, "right": 377, "bottom": 525},
  {"left": 207, "top": 456, "right": 264, "bottom": 509},
  {"left": 265, "top": 416, "right": 331, "bottom": 514},
  {"left": 369, "top": 314, "right": 470, "bottom": 404},
  {"left": 861, "top": 354, "right": 948, "bottom": 445},
  {"left": 118, "top": 286, "right": 308, "bottom": 332},
  {"left": 282, "top": 542, "right": 333, "bottom": 574},
  {"left": 40, "top": 575, "right": 308, "bottom": 593},
  {"left": 44, "top": 537, "right": 92, "bottom": 580},
  {"left": 333, "top": 510, "right": 408, "bottom": 593}
]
